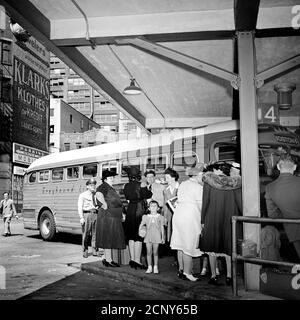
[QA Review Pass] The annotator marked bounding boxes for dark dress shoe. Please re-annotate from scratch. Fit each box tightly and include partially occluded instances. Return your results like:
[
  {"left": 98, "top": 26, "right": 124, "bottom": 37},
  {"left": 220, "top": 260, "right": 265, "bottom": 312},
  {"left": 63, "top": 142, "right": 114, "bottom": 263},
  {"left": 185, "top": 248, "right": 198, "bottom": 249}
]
[
  {"left": 3, "top": 233, "right": 8, "bottom": 237},
  {"left": 177, "top": 270, "right": 185, "bottom": 279},
  {"left": 208, "top": 277, "right": 221, "bottom": 286},
  {"left": 129, "top": 260, "right": 135, "bottom": 268},
  {"left": 135, "top": 262, "right": 147, "bottom": 270},
  {"left": 226, "top": 277, "right": 233, "bottom": 286},
  {"left": 102, "top": 259, "right": 112, "bottom": 267},
  {"left": 110, "top": 261, "right": 120, "bottom": 267}
]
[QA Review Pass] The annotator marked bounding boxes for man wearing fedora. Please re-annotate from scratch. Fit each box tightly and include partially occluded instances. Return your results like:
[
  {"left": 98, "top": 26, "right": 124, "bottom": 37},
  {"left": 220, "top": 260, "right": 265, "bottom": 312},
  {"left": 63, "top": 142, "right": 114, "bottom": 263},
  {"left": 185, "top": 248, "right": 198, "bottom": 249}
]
[{"left": 78, "top": 178, "right": 103, "bottom": 258}]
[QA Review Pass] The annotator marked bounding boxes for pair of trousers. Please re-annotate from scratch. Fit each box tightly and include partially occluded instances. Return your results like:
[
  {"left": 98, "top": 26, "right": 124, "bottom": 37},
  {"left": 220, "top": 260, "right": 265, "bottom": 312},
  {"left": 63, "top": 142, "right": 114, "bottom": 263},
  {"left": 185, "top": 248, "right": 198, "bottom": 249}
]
[
  {"left": 3, "top": 216, "right": 12, "bottom": 234},
  {"left": 82, "top": 211, "right": 97, "bottom": 251}
]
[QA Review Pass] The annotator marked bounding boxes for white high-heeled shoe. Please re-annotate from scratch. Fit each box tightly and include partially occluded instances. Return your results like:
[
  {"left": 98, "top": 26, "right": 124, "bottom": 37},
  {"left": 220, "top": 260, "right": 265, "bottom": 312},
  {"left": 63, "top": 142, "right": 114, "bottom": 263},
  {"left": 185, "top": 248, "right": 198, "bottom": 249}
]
[
  {"left": 153, "top": 265, "right": 159, "bottom": 274},
  {"left": 184, "top": 273, "right": 200, "bottom": 282}
]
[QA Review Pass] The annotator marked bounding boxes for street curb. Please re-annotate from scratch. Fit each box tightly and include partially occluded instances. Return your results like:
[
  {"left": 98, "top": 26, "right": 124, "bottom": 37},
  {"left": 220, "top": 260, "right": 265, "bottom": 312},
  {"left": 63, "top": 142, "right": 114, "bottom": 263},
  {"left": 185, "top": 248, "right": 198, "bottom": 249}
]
[{"left": 81, "top": 261, "right": 220, "bottom": 300}]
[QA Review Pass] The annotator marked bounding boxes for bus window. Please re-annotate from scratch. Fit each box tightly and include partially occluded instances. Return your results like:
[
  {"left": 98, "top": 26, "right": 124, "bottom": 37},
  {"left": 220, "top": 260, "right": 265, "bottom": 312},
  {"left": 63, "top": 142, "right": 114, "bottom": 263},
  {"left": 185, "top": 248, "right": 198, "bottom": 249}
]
[
  {"left": 121, "top": 158, "right": 140, "bottom": 177},
  {"left": 214, "top": 143, "right": 239, "bottom": 162},
  {"left": 145, "top": 155, "right": 167, "bottom": 173},
  {"left": 39, "top": 170, "right": 50, "bottom": 182},
  {"left": 83, "top": 163, "right": 97, "bottom": 178},
  {"left": 67, "top": 166, "right": 79, "bottom": 180},
  {"left": 172, "top": 151, "right": 198, "bottom": 171},
  {"left": 29, "top": 172, "right": 36, "bottom": 183},
  {"left": 52, "top": 168, "right": 64, "bottom": 181},
  {"left": 101, "top": 161, "right": 118, "bottom": 177}
]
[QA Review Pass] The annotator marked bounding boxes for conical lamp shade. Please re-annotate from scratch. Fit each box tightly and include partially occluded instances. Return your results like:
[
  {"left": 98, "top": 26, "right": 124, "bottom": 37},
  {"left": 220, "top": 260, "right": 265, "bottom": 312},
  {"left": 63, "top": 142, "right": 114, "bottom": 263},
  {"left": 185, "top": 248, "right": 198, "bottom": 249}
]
[{"left": 123, "top": 78, "right": 142, "bottom": 95}]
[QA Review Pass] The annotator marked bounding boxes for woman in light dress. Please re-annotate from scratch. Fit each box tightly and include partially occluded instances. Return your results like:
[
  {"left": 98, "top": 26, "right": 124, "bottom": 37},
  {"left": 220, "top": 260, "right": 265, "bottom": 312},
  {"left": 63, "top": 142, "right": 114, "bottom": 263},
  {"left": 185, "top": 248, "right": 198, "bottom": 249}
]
[{"left": 170, "top": 164, "right": 204, "bottom": 282}]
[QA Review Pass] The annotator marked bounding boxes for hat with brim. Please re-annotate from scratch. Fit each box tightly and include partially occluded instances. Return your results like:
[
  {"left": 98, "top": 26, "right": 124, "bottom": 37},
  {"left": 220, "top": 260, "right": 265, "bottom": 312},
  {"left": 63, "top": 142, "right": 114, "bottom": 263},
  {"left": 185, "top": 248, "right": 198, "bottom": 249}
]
[
  {"left": 186, "top": 163, "right": 205, "bottom": 176},
  {"left": 102, "top": 170, "right": 117, "bottom": 180}
]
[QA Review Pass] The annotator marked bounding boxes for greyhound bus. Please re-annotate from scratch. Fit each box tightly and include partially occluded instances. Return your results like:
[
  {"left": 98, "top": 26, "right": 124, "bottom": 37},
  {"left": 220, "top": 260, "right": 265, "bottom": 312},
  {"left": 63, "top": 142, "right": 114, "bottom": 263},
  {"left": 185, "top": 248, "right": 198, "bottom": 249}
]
[{"left": 22, "top": 120, "right": 300, "bottom": 241}]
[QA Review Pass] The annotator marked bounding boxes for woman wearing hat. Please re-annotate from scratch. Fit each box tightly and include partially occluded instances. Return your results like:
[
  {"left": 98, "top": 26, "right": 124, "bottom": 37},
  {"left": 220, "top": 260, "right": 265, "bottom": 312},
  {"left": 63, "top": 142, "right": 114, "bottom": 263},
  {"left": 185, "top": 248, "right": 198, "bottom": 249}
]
[
  {"left": 123, "top": 167, "right": 152, "bottom": 269},
  {"left": 95, "top": 170, "right": 126, "bottom": 267},
  {"left": 170, "top": 164, "right": 204, "bottom": 281},
  {"left": 200, "top": 162, "right": 242, "bottom": 285}
]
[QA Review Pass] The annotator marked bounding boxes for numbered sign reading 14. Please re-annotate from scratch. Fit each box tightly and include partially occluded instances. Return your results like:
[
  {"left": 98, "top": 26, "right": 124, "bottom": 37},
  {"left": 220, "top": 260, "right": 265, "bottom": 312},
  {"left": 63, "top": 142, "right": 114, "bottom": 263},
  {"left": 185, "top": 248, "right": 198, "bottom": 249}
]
[{"left": 258, "top": 103, "right": 279, "bottom": 125}]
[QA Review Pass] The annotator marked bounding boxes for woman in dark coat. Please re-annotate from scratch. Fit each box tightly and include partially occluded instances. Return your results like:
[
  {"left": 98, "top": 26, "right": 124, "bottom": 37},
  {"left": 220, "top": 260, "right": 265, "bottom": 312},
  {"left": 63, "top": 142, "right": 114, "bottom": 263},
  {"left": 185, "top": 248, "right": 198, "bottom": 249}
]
[
  {"left": 200, "top": 162, "right": 242, "bottom": 285},
  {"left": 123, "top": 167, "right": 152, "bottom": 269},
  {"left": 95, "top": 170, "right": 126, "bottom": 267}
]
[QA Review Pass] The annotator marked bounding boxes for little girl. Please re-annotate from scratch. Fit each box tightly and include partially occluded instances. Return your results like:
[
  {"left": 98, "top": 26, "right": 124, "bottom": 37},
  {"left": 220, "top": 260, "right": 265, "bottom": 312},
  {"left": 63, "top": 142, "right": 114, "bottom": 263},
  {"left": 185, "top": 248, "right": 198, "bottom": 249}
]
[{"left": 139, "top": 200, "right": 165, "bottom": 274}]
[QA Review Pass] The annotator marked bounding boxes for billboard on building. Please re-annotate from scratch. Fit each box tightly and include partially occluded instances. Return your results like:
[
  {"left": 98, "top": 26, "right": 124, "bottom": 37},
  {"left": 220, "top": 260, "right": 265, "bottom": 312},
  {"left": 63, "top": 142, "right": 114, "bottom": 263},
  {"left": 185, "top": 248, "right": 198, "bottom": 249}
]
[{"left": 12, "top": 38, "right": 50, "bottom": 151}]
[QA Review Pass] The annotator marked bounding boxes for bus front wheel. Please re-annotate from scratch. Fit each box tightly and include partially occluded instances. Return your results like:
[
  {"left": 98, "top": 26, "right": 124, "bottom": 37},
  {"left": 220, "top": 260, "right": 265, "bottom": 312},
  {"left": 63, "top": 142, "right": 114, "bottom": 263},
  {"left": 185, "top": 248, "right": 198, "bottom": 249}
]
[{"left": 39, "top": 210, "right": 56, "bottom": 241}]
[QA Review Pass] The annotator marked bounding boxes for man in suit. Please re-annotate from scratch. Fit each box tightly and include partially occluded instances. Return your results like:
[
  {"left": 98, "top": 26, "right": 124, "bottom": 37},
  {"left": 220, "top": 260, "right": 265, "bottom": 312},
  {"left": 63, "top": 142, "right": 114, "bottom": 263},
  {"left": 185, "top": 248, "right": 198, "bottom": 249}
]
[
  {"left": 0, "top": 192, "right": 18, "bottom": 237},
  {"left": 265, "top": 154, "right": 300, "bottom": 260}
]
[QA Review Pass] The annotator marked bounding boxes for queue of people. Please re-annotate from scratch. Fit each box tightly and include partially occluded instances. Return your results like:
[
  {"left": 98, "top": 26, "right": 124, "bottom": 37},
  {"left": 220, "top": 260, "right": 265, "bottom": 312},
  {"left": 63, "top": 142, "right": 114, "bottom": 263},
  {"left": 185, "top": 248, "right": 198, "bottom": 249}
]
[{"left": 77, "top": 153, "right": 300, "bottom": 284}]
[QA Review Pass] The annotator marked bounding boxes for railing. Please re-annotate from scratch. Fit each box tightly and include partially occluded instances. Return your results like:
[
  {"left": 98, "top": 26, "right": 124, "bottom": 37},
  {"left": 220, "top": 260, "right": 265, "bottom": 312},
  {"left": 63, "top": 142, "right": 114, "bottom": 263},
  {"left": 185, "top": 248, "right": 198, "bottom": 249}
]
[{"left": 232, "top": 216, "right": 300, "bottom": 296}]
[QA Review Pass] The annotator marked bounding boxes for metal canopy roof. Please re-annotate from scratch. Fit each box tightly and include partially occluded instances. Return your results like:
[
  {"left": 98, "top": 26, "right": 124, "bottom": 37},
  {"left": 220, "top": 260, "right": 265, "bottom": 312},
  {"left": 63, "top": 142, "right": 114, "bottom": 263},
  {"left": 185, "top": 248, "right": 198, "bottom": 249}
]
[{"left": 1, "top": 0, "right": 299, "bottom": 131}]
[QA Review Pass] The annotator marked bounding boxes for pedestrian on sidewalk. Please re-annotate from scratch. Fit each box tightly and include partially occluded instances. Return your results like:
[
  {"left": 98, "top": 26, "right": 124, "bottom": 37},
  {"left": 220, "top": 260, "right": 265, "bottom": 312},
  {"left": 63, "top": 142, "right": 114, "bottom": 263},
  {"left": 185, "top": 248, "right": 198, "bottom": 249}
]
[
  {"left": 78, "top": 178, "right": 100, "bottom": 258},
  {"left": 95, "top": 170, "right": 126, "bottom": 267},
  {"left": 139, "top": 200, "right": 165, "bottom": 274},
  {"left": 123, "top": 167, "right": 152, "bottom": 270},
  {"left": 170, "top": 164, "right": 204, "bottom": 282},
  {"left": 0, "top": 192, "right": 18, "bottom": 237}
]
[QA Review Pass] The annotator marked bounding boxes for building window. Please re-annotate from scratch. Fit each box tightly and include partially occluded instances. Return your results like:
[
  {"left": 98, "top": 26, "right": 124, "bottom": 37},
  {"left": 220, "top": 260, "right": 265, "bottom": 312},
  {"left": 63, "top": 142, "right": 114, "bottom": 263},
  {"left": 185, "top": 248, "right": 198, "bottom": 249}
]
[
  {"left": 1, "top": 40, "right": 12, "bottom": 65},
  {"left": 88, "top": 142, "right": 95, "bottom": 147},
  {"left": 49, "top": 125, "right": 54, "bottom": 133},
  {"left": 70, "top": 114, "right": 73, "bottom": 123},
  {"left": 64, "top": 143, "right": 70, "bottom": 151},
  {"left": 50, "top": 109, "right": 54, "bottom": 117}
]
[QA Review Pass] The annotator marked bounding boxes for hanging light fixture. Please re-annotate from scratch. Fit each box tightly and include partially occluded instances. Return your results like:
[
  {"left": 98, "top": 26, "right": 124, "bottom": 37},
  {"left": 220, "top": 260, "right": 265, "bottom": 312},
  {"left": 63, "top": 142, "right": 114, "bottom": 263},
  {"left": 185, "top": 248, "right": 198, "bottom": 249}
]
[
  {"left": 108, "top": 45, "right": 142, "bottom": 95},
  {"left": 123, "top": 78, "right": 142, "bottom": 95}
]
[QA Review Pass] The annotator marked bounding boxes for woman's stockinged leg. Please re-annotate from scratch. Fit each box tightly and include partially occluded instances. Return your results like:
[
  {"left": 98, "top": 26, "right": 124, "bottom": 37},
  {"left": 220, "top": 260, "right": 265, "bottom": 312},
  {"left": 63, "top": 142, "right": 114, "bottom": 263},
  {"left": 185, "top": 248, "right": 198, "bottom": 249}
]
[
  {"left": 104, "top": 249, "right": 112, "bottom": 263},
  {"left": 177, "top": 250, "right": 184, "bottom": 271},
  {"left": 128, "top": 240, "right": 135, "bottom": 261},
  {"left": 134, "top": 241, "right": 142, "bottom": 264},
  {"left": 182, "top": 253, "right": 193, "bottom": 275},
  {"left": 209, "top": 254, "right": 217, "bottom": 278}
]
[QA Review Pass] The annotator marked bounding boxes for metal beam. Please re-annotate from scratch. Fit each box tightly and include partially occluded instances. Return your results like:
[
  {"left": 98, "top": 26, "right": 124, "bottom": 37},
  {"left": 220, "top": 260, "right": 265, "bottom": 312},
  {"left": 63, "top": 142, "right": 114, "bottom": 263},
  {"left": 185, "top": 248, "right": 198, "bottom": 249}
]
[
  {"left": 234, "top": 0, "right": 260, "bottom": 31},
  {"left": 237, "top": 31, "right": 260, "bottom": 291},
  {"left": 116, "top": 37, "right": 240, "bottom": 89},
  {"left": 0, "top": 0, "right": 147, "bottom": 131},
  {"left": 53, "top": 30, "right": 236, "bottom": 47},
  {"left": 256, "top": 54, "right": 300, "bottom": 88}
]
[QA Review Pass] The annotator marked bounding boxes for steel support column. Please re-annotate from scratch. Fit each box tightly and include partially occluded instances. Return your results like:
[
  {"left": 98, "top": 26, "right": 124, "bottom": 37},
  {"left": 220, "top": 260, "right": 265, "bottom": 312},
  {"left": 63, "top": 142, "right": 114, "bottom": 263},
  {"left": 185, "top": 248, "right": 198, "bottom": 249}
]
[{"left": 237, "top": 31, "right": 260, "bottom": 291}]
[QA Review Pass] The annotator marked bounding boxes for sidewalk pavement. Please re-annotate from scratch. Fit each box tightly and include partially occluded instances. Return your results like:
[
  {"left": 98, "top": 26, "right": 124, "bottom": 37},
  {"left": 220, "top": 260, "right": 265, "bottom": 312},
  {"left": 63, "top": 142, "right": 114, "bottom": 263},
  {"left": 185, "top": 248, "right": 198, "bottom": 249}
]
[{"left": 81, "top": 256, "right": 279, "bottom": 300}]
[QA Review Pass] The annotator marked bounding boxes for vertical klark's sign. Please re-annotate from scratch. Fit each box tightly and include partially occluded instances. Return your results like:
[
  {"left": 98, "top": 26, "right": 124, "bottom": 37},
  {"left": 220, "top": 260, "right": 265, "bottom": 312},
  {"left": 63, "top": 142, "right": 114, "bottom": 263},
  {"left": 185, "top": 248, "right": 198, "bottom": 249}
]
[{"left": 12, "top": 38, "right": 50, "bottom": 151}]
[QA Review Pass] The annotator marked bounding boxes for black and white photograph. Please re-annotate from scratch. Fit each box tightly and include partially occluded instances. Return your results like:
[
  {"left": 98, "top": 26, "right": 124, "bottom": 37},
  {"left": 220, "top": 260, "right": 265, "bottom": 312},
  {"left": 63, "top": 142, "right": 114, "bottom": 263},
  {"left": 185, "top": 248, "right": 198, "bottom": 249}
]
[{"left": 0, "top": 0, "right": 300, "bottom": 316}]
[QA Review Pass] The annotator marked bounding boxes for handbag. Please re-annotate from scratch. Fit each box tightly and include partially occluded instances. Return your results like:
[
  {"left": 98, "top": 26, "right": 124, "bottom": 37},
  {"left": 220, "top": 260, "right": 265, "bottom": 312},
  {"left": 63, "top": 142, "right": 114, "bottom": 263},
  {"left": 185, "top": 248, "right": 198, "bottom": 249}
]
[{"left": 138, "top": 224, "right": 147, "bottom": 238}]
